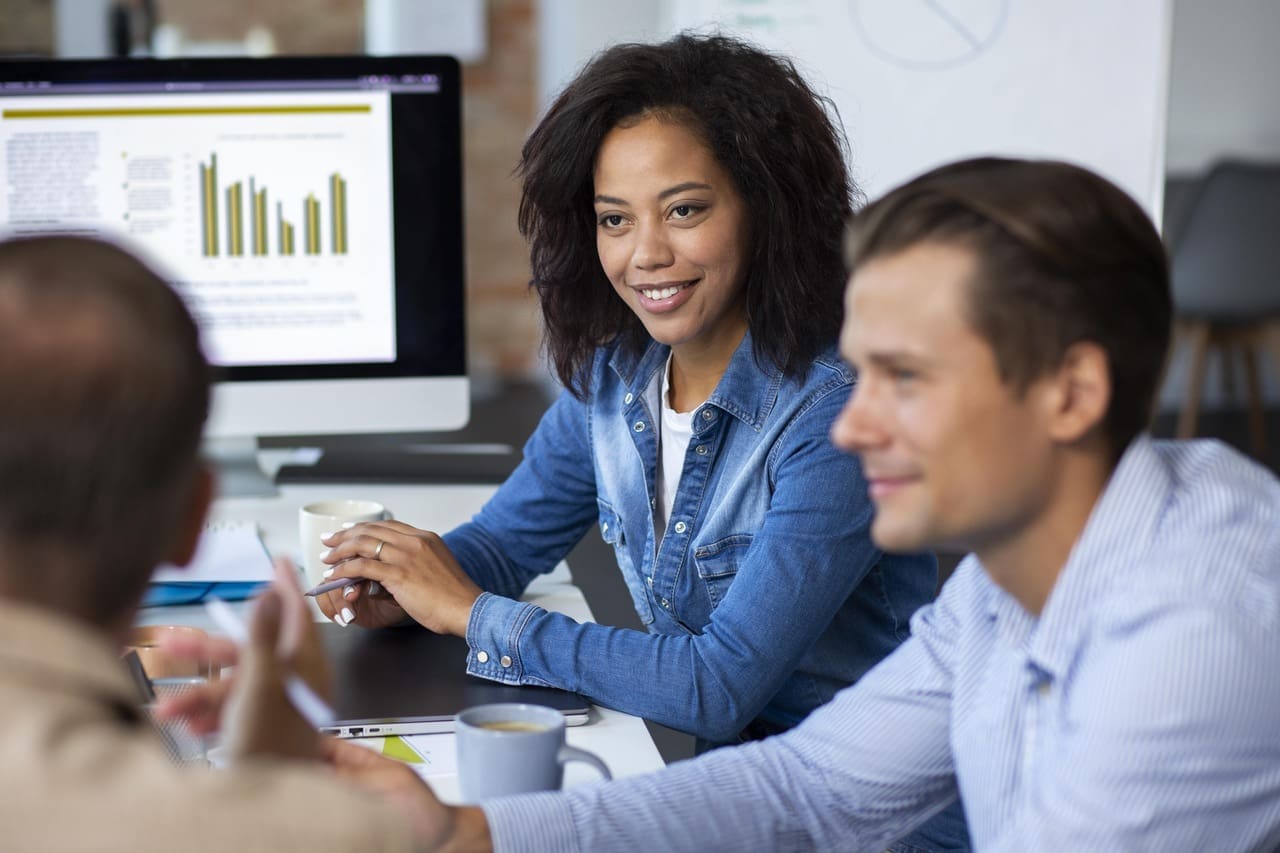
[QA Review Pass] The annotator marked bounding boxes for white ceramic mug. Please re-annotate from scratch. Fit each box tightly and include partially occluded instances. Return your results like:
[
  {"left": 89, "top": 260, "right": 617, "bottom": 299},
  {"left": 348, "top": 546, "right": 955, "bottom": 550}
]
[
  {"left": 456, "top": 703, "right": 611, "bottom": 803},
  {"left": 298, "top": 499, "right": 391, "bottom": 588}
]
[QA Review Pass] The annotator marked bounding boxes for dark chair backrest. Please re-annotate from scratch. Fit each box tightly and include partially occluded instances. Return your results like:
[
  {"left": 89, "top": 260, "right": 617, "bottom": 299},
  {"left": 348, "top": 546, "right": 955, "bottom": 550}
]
[{"left": 1171, "top": 160, "right": 1280, "bottom": 320}]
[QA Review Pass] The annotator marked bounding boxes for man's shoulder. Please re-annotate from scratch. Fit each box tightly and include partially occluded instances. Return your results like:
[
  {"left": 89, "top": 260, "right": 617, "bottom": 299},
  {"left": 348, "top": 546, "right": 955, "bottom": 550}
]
[
  {"left": 1114, "top": 438, "right": 1280, "bottom": 625},
  {"left": 1148, "top": 438, "right": 1280, "bottom": 566},
  {"left": 1151, "top": 437, "right": 1280, "bottom": 505}
]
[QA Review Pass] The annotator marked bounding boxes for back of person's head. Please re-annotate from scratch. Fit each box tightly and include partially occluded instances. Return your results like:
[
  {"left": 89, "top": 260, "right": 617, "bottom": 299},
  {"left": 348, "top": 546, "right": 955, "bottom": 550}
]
[
  {"left": 521, "top": 31, "right": 857, "bottom": 395},
  {"left": 0, "top": 236, "right": 210, "bottom": 626},
  {"left": 845, "top": 157, "right": 1171, "bottom": 460}
]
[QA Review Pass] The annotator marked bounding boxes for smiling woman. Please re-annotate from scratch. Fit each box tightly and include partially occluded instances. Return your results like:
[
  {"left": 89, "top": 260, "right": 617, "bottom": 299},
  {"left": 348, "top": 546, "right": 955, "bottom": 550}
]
[
  {"left": 521, "top": 35, "right": 857, "bottom": 401},
  {"left": 592, "top": 117, "right": 751, "bottom": 408},
  {"left": 313, "top": 32, "right": 968, "bottom": 852}
]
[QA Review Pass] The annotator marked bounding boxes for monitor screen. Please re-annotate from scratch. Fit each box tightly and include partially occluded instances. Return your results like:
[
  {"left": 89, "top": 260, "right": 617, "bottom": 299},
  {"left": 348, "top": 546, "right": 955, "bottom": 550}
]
[{"left": 0, "top": 55, "right": 467, "bottom": 438}]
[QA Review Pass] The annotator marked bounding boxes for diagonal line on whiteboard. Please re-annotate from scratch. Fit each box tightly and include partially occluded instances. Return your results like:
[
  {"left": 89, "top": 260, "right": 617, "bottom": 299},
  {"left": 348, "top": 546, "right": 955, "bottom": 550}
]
[{"left": 922, "top": 0, "right": 984, "bottom": 50}]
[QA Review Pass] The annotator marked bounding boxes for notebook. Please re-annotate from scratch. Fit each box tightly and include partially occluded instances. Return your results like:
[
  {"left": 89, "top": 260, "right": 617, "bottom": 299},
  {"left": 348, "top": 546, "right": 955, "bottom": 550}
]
[
  {"left": 144, "top": 521, "right": 272, "bottom": 606},
  {"left": 318, "top": 622, "right": 591, "bottom": 737}
]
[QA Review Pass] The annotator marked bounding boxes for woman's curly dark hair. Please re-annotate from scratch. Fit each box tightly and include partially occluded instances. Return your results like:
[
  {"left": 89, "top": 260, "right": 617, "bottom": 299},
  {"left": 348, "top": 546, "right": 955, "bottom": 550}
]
[{"left": 519, "top": 32, "right": 859, "bottom": 398}]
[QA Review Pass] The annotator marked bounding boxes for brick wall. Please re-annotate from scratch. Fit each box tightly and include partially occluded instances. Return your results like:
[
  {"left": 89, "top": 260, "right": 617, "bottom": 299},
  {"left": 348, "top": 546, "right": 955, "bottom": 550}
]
[{"left": 0, "top": 0, "right": 52, "bottom": 56}]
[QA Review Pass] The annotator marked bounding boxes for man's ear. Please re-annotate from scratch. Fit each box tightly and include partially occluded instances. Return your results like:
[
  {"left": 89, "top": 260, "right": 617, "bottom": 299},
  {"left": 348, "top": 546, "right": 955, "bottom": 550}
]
[
  {"left": 1044, "top": 341, "right": 1111, "bottom": 444},
  {"left": 167, "top": 464, "right": 215, "bottom": 567}
]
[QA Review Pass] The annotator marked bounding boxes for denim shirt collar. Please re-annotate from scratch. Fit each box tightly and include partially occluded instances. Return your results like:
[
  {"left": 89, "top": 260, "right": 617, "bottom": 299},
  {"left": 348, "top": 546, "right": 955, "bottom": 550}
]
[{"left": 607, "top": 330, "right": 782, "bottom": 430}]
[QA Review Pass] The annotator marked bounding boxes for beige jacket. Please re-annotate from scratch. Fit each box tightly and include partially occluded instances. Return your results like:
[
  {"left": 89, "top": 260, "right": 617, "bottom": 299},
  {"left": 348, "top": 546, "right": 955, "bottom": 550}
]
[{"left": 0, "top": 600, "right": 416, "bottom": 853}]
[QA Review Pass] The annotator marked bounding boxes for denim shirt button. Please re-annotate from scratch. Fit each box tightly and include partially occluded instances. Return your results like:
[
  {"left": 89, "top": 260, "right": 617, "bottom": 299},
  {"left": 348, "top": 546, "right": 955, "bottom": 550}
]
[
  {"left": 624, "top": 392, "right": 634, "bottom": 404},
  {"left": 661, "top": 598, "right": 670, "bottom": 609},
  {"left": 633, "top": 421, "right": 646, "bottom": 432},
  {"left": 476, "top": 650, "right": 489, "bottom": 664},
  {"left": 674, "top": 521, "right": 687, "bottom": 534},
  {"left": 701, "top": 408, "right": 714, "bottom": 421},
  {"left": 646, "top": 576, "right": 653, "bottom": 586},
  {"left": 695, "top": 444, "right": 707, "bottom": 455},
  {"left": 500, "top": 655, "right": 513, "bottom": 668}
]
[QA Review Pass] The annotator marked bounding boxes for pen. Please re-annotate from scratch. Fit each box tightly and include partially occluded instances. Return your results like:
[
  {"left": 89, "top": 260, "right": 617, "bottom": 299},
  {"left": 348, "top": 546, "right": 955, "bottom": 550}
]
[
  {"left": 304, "top": 577, "right": 382, "bottom": 598},
  {"left": 303, "top": 576, "right": 360, "bottom": 597},
  {"left": 203, "top": 597, "right": 335, "bottom": 729}
]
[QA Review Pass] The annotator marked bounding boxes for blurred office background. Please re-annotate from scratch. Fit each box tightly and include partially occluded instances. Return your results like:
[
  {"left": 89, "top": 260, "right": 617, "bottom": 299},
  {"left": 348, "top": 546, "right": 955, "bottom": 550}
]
[
  {"left": 4, "top": 0, "right": 1279, "bottom": 759},
  {"left": 5, "top": 0, "right": 1279, "bottom": 446}
]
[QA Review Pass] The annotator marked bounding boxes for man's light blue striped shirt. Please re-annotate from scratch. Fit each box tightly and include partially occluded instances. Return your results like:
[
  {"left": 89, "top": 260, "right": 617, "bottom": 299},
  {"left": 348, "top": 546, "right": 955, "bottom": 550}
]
[{"left": 485, "top": 436, "right": 1280, "bottom": 851}]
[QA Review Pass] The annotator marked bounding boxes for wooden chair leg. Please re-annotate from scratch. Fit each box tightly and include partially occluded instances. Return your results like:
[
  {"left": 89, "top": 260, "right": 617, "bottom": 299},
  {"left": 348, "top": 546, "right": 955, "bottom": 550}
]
[
  {"left": 1219, "top": 342, "right": 1237, "bottom": 406},
  {"left": 1177, "top": 321, "right": 1211, "bottom": 440},
  {"left": 1241, "top": 340, "right": 1267, "bottom": 458}
]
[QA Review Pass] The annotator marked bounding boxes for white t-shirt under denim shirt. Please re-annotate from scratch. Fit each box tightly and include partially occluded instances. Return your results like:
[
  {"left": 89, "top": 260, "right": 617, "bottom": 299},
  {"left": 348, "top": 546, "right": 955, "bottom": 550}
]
[{"left": 656, "top": 353, "right": 696, "bottom": 543}]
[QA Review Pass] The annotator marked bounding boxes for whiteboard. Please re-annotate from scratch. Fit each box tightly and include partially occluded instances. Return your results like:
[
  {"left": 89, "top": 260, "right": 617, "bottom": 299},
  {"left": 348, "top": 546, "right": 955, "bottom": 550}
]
[{"left": 662, "top": 0, "right": 1172, "bottom": 222}]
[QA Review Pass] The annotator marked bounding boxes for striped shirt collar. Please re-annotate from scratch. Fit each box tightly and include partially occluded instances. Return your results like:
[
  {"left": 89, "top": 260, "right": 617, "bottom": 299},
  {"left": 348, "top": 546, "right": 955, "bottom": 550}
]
[{"left": 984, "top": 434, "right": 1171, "bottom": 679}]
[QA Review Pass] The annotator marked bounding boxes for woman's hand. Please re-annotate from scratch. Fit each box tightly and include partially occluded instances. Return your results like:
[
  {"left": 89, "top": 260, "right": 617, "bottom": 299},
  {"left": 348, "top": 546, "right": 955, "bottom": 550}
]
[{"left": 313, "top": 520, "right": 483, "bottom": 637}]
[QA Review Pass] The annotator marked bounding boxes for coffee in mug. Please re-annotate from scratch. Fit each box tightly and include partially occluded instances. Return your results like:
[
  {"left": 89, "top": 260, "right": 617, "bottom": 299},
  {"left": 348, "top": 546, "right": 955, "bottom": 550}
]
[
  {"left": 456, "top": 703, "right": 610, "bottom": 802},
  {"left": 475, "top": 721, "right": 549, "bottom": 733}
]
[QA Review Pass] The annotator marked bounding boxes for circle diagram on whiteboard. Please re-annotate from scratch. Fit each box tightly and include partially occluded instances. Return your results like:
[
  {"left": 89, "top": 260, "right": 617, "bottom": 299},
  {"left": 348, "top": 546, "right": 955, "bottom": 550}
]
[{"left": 849, "top": 0, "right": 1009, "bottom": 71}]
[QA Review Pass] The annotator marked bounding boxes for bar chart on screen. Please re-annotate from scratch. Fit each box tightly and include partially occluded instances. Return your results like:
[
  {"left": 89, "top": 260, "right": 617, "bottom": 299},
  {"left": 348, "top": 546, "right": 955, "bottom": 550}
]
[
  {"left": 196, "top": 152, "right": 350, "bottom": 259},
  {"left": 0, "top": 90, "right": 397, "bottom": 367}
]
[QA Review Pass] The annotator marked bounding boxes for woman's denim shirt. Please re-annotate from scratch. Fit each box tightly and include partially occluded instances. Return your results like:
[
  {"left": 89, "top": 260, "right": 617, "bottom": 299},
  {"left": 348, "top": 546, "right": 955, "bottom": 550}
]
[{"left": 445, "top": 333, "right": 938, "bottom": 744}]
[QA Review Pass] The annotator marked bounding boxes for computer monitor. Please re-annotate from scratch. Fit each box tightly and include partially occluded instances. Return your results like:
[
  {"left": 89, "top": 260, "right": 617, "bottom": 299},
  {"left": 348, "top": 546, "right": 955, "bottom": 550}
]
[{"left": 0, "top": 55, "right": 467, "bottom": 449}]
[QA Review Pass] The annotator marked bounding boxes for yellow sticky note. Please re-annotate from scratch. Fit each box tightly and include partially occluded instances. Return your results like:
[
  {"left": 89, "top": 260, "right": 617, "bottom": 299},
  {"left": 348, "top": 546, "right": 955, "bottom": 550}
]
[{"left": 381, "top": 735, "right": 424, "bottom": 764}]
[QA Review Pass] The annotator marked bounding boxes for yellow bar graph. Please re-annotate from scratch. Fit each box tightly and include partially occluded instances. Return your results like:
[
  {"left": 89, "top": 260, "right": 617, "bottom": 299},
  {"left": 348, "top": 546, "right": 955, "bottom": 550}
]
[
  {"left": 226, "top": 182, "right": 244, "bottom": 256},
  {"left": 251, "top": 179, "right": 268, "bottom": 256},
  {"left": 304, "top": 195, "right": 320, "bottom": 255},
  {"left": 277, "top": 201, "right": 295, "bottom": 256},
  {"left": 329, "top": 173, "right": 347, "bottom": 255},
  {"left": 198, "top": 151, "right": 347, "bottom": 259},
  {"left": 199, "top": 154, "right": 218, "bottom": 256}
]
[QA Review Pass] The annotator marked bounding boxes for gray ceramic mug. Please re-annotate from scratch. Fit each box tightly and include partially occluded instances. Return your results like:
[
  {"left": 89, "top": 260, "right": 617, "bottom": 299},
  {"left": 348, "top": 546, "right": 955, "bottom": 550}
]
[{"left": 456, "top": 703, "right": 611, "bottom": 802}]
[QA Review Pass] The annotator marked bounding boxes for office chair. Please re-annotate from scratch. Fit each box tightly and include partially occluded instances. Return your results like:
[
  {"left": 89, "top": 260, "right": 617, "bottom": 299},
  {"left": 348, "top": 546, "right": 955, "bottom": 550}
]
[{"left": 1167, "top": 160, "right": 1280, "bottom": 458}]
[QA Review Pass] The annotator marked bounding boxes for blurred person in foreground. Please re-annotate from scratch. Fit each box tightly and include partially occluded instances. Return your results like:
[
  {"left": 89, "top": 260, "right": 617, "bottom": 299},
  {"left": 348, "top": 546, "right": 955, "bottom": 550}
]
[{"left": 0, "top": 236, "right": 434, "bottom": 852}]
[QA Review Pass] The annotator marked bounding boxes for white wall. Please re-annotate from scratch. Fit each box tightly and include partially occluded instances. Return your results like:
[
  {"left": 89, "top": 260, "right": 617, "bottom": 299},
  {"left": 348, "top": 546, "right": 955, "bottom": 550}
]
[
  {"left": 535, "top": 0, "right": 664, "bottom": 116},
  {"left": 53, "top": 0, "right": 113, "bottom": 57},
  {"left": 365, "top": 0, "right": 487, "bottom": 63},
  {"left": 1165, "top": 0, "right": 1280, "bottom": 175}
]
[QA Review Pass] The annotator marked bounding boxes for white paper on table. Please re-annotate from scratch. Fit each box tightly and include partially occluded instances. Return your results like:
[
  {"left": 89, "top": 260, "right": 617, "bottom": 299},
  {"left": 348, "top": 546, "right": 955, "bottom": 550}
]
[
  {"left": 349, "top": 733, "right": 458, "bottom": 779},
  {"left": 151, "top": 520, "right": 273, "bottom": 583},
  {"left": 401, "top": 733, "right": 458, "bottom": 779}
]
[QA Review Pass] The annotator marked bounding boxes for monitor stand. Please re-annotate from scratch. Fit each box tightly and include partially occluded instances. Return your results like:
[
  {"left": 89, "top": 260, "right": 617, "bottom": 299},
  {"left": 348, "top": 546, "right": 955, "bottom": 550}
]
[{"left": 202, "top": 436, "right": 277, "bottom": 498}]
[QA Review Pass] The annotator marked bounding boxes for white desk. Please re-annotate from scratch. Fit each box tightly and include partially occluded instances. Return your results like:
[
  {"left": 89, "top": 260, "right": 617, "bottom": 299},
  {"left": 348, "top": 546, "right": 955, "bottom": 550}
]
[{"left": 139, "top": 479, "right": 666, "bottom": 800}]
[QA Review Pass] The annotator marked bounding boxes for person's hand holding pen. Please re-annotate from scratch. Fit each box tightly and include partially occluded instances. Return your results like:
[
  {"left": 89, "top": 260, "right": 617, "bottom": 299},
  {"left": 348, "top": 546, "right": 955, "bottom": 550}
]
[
  {"left": 309, "top": 520, "right": 483, "bottom": 636},
  {"left": 158, "top": 559, "right": 491, "bottom": 848},
  {"left": 154, "top": 557, "right": 331, "bottom": 745}
]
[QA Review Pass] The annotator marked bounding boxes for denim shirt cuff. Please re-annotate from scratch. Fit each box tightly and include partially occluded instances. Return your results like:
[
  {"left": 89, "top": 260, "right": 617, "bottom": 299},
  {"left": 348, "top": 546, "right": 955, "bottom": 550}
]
[{"left": 465, "top": 591, "right": 539, "bottom": 684}]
